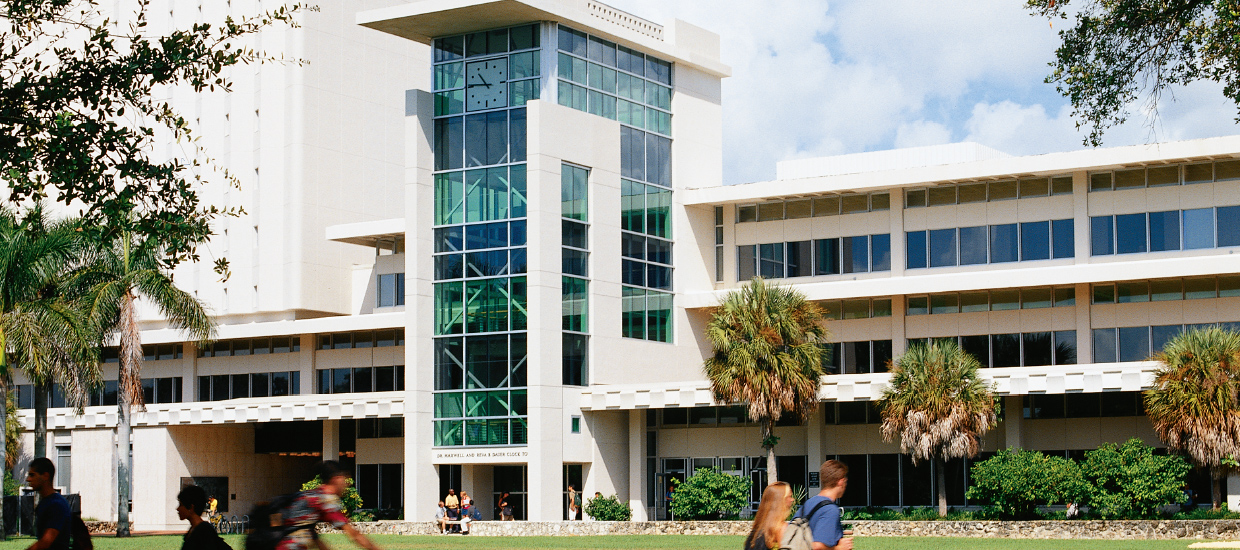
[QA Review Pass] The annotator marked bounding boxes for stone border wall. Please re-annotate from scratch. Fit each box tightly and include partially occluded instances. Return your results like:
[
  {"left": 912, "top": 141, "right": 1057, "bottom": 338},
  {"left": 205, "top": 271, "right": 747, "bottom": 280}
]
[
  {"left": 318, "top": 519, "right": 1240, "bottom": 539},
  {"left": 83, "top": 521, "right": 117, "bottom": 534}
]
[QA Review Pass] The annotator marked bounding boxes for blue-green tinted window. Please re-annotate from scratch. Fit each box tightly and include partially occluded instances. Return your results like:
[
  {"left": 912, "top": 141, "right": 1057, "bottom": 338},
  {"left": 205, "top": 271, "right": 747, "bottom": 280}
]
[
  {"left": 562, "top": 165, "right": 588, "bottom": 220},
  {"left": 990, "top": 224, "right": 1018, "bottom": 263},
  {"left": 1149, "top": 210, "right": 1180, "bottom": 252},
  {"left": 906, "top": 231, "right": 927, "bottom": 269},
  {"left": 928, "top": 229, "right": 956, "bottom": 268},
  {"left": 959, "top": 226, "right": 987, "bottom": 265},
  {"left": 1052, "top": 219, "right": 1075, "bottom": 258},
  {"left": 1091, "top": 216, "right": 1113, "bottom": 255},
  {"left": 1020, "top": 221, "right": 1050, "bottom": 261},
  {"left": 1220, "top": 206, "right": 1240, "bottom": 247},
  {"left": 1183, "top": 208, "right": 1215, "bottom": 249},
  {"left": 556, "top": 25, "right": 671, "bottom": 135},
  {"left": 1115, "top": 213, "right": 1147, "bottom": 254}
]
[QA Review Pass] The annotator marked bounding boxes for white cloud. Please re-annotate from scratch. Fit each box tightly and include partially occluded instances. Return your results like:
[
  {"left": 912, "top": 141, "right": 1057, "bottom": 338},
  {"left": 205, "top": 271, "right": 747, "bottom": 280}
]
[{"left": 604, "top": 0, "right": 1240, "bottom": 184}]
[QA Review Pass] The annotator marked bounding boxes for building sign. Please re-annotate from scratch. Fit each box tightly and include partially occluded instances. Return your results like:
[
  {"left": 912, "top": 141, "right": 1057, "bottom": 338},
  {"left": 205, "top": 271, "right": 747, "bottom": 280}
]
[
  {"left": 808, "top": 472, "right": 820, "bottom": 488},
  {"left": 432, "top": 448, "right": 529, "bottom": 464}
]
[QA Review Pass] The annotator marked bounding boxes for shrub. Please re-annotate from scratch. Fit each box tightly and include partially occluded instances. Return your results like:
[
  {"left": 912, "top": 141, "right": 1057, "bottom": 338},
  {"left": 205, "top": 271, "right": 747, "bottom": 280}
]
[
  {"left": 966, "top": 448, "right": 1085, "bottom": 519},
  {"left": 584, "top": 494, "right": 632, "bottom": 521},
  {"left": 301, "top": 476, "right": 369, "bottom": 522},
  {"left": 1078, "top": 438, "right": 1190, "bottom": 519},
  {"left": 670, "top": 467, "right": 751, "bottom": 520}
]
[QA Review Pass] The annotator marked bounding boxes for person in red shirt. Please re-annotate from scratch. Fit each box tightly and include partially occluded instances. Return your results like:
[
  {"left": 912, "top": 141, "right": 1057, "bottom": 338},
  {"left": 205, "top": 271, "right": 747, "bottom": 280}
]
[{"left": 277, "top": 461, "right": 381, "bottom": 550}]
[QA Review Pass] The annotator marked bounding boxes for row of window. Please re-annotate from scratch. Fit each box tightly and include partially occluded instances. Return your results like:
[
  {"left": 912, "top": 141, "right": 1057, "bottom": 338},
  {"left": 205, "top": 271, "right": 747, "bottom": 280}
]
[
  {"left": 102, "top": 344, "right": 185, "bottom": 363},
  {"left": 622, "top": 234, "right": 673, "bottom": 290},
  {"left": 1024, "top": 392, "right": 1145, "bottom": 419},
  {"left": 619, "top": 127, "right": 672, "bottom": 188},
  {"left": 905, "top": 176, "right": 1074, "bottom": 208},
  {"left": 907, "top": 287, "right": 1076, "bottom": 315},
  {"left": 908, "top": 331, "right": 1078, "bottom": 368},
  {"left": 1090, "top": 206, "right": 1240, "bottom": 255},
  {"left": 1089, "top": 160, "right": 1240, "bottom": 191},
  {"left": 435, "top": 248, "right": 527, "bottom": 281},
  {"left": 1092, "top": 276, "right": 1240, "bottom": 304},
  {"left": 314, "top": 330, "right": 406, "bottom": 350},
  {"left": 432, "top": 166, "right": 528, "bottom": 227},
  {"left": 621, "top": 180, "right": 671, "bottom": 239},
  {"left": 621, "top": 287, "right": 673, "bottom": 342},
  {"left": 907, "top": 219, "right": 1074, "bottom": 269},
  {"left": 199, "top": 371, "right": 301, "bottom": 401},
  {"left": 823, "top": 340, "right": 893, "bottom": 374},
  {"left": 655, "top": 406, "right": 802, "bottom": 428},
  {"left": 199, "top": 337, "right": 302, "bottom": 358},
  {"left": 435, "top": 220, "right": 527, "bottom": 253},
  {"left": 738, "top": 235, "right": 892, "bottom": 281},
  {"left": 434, "top": 335, "right": 527, "bottom": 391},
  {"left": 375, "top": 273, "right": 405, "bottom": 308},
  {"left": 434, "top": 278, "right": 528, "bottom": 336},
  {"left": 433, "top": 51, "right": 540, "bottom": 115},
  {"left": 557, "top": 25, "right": 672, "bottom": 86},
  {"left": 17, "top": 378, "right": 185, "bottom": 409},
  {"left": 315, "top": 366, "right": 405, "bottom": 395},
  {"left": 736, "top": 192, "right": 891, "bottom": 223},
  {"left": 1092, "top": 323, "right": 1240, "bottom": 363},
  {"left": 820, "top": 298, "right": 893, "bottom": 320},
  {"left": 562, "top": 163, "right": 590, "bottom": 388},
  {"left": 558, "top": 75, "right": 670, "bottom": 135},
  {"left": 433, "top": 24, "right": 539, "bottom": 62}
]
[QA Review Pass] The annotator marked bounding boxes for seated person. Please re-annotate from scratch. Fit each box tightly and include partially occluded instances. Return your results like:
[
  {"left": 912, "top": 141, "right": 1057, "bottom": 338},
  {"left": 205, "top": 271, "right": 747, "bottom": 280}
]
[{"left": 436, "top": 501, "right": 447, "bottom": 534}]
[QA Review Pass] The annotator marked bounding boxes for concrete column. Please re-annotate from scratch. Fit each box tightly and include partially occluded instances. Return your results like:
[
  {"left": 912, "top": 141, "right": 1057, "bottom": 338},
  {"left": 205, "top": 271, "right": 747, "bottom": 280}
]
[
  {"left": 322, "top": 420, "right": 339, "bottom": 463},
  {"left": 890, "top": 293, "right": 907, "bottom": 358},
  {"left": 889, "top": 187, "right": 906, "bottom": 277},
  {"left": 299, "top": 334, "right": 316, "bottom": 395},
  {"left": 628, "top": 410, "right": 648, "bottom": 520},
  {"left": 1227, "top": 475, "right": 1240, "bottom": 510},
  {"left": 806, "top": 403, "right": 824, "bottom": 485},
  {"left": 403, "top": 88, "right": 438, "bottom": 524},
  {"left": 184, "top": 342, "right": 199, "bottom": 401},
  {"left": 1072, "top": 170, "right": 1089, "bottom": 265},
  {"left": 1075, "top": 283, "right": 1093, "bottom": 364},
  {"left": 1003, "top": 395, "right": 1023, "bottom": 449}
]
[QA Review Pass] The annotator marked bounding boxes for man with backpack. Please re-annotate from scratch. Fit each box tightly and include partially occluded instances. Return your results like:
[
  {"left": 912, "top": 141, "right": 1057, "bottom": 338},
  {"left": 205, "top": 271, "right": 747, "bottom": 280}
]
[
  {"left": 25, "top": 457, "right": 71, "bottom": 550},
  {"left": 796, "top": 460, "right": 853, "bottom": 550},
  {"left": 257, "top": 461, "right": 382, "bottom": 550}
]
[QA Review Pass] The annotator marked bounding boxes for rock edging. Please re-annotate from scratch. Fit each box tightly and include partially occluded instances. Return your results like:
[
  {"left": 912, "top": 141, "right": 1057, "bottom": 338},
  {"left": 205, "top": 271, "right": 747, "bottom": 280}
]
[{"left": 317, "top": 519, "right": 1240, "bottom": 539}]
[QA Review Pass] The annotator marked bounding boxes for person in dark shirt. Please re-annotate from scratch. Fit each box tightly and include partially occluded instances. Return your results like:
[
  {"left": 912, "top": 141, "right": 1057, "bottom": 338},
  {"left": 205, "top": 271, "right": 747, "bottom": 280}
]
[
  {"left": 177, "top": 484, "right": 225, "bottom": 550},
  {"left": 26, "top": 457, "right": 69, "bottom": 550},
  {"left": 797, "top": 460, "right": 853, "bottom": 550}
]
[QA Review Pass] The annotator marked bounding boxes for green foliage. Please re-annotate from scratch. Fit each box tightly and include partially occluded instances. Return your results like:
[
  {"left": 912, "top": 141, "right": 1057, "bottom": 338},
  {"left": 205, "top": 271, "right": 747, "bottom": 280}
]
[
  {"left": 0, "top": 0, "right": 313, "bottom": 272},
  {"left": 3, "top": 470, "right": 16, "bottom": 497},
  {"left": 1026, "top": 0, "right": 1240, "bottom": 146},
  {"left": 966, "top": 448, "right": 1085, "bottom": 519},
  {"left": 1173, "top": 504, "right": 1240, "bottom": 519},
  {"left": 584, "top": 494, "right": 632, "bottom": 521},
  {"left": 302, "top": 476, "right": 368, "bottom": 522},
  {"left": 669, "top": 468, "right": 751, "bottom": 520},
  {"left": 1077, "top": 439, "right": 1190, "bottom": 519}
]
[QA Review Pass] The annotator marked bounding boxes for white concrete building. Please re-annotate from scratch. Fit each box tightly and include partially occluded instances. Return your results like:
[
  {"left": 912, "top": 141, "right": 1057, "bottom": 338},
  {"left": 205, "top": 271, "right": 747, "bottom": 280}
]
[{"left": 18, "top": 0, "right": 1240, "bottom": 529}]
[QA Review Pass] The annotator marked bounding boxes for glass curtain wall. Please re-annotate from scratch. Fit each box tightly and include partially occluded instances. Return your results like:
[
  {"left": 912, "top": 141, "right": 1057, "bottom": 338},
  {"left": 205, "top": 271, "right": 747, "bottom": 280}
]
[
  {"left": 563, "top": 164, "right": 590, "bottom": 386},
  {"left": 432, "top": 24, "right": 537, "bottom": 447},
  {"left": 555, "top": 25, "right": 675, "bottom": 343}
]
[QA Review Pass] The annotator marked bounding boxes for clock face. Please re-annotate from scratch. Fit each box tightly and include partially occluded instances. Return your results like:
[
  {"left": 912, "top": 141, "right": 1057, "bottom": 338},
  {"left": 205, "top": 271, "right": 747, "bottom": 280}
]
[{"left": 466, "top": 58, "right": 508, "bottom": 111}]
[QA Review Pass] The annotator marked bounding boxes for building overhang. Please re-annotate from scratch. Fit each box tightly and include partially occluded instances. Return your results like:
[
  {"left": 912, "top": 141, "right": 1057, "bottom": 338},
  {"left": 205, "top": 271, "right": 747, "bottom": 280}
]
[
  {"left": 578, "top": 362, "right": 1156, "bottom": 411},
  {"left": 685, "top": 135, "right": 1240, "bottom": 205},
  {"left": 25, "top": 392, "right": 404, "bottom": 430},
  {"left": 326, "top": 218, "right": 406, "bottom": 248},
  {"left": 137, "top": 311, "right": 405, "bottom": 345},
  {"left": 356, "top": 0, "right": 731, "bottom": 78}
]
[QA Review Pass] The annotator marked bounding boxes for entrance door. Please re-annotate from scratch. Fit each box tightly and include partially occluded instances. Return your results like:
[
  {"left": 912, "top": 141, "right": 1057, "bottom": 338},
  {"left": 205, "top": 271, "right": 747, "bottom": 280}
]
[
  {"left": 439, "top": 464, "right": 462, "bottom": 504},
  {"left": 492, "top": 465, "right": 527, "bottom": 520}
]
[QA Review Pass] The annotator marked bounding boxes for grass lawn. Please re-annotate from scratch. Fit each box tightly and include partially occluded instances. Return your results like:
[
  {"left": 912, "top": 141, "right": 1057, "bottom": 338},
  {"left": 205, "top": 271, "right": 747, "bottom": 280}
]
[{"left": 0, "top": 534, "right": 1207, "bottom": 549}]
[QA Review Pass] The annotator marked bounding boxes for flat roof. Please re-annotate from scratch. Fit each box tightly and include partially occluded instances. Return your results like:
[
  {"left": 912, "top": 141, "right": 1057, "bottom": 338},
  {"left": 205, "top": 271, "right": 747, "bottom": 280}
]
[
  {"left": 685, "top": 134, "right": 1240, "bottom": 206},
  {"left": 357, "top": 0, "right": 731, "bottom": 78},
  {"left": 326, "top": 218, "right": 406, "bottom": 247}
]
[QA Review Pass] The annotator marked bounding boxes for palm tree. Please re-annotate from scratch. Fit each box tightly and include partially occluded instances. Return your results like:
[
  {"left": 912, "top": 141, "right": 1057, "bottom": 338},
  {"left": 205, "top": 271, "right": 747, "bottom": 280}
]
[
  {"left": 0, "top": 205, "right": 101, "bottom": 540},
  {"left": 1145, "top": 326, "right": 1240, "bottom": 511},
  {"left": 74, "top": 232, "right": 215, "bottom": 536},
  {"left": 878, "top": 341, "right": 997, "bottom": 517},
  {"left": 703, "top": 278, "right": 827, "bottom": 483}
]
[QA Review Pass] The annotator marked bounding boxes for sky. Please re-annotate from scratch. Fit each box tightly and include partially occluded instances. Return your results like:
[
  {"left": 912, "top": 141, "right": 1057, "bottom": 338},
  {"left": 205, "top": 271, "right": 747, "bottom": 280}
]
[{"left": 603, "top": 0, "right": 1240, "bottom": 185}]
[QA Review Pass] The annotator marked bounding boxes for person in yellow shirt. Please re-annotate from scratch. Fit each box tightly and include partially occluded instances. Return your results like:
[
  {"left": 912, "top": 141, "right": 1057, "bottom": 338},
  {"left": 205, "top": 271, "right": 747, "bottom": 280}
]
[
  {"left": 207, "top": 496, "right": 218, "bottom": 520},
  {"left": 443, "top": 489, "right": 460, "bottom": 532}
]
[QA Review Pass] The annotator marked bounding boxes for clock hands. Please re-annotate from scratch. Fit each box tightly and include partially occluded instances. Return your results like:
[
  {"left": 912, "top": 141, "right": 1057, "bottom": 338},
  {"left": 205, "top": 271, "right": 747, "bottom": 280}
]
[{"left": 468, "top": 74, "right": 492, "bottom": 89}]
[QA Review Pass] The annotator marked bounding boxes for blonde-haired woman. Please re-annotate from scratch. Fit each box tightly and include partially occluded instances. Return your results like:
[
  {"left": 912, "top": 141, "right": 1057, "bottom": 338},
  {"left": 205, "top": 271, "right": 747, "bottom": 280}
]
[{"left": 744, "top": 482, "right": 794, "bottom": 550}]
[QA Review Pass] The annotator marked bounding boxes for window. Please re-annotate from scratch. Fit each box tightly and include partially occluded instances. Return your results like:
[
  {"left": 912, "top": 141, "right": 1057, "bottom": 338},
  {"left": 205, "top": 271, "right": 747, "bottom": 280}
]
[
  {"left": 735, "top": 192, "right": 890, "bottom": 222},
  {"left": 821, "top": 340, "right": 893, "bottom": 374},
  {"left": 820, "top": 298, "right": 893, "bottom": 321},
  {"left": 202, "top": 372, "right": 300, "bottom": 400},
  {"left": 1092, "top": 205, "right": 1240, "bottom": 256},
  {"left": 740, "top": 235, "right": 891, "bottom": 280},
  {"left": 622, "top": 287, "right": 672, "bottom": 342},
  {"left": 316, "top": 330, "right": 405, "bottom": 350},
  {"left": 908, "top": 332, "right": 1077, "bottom": 368},
  {"left": 904, "top": 177, "right": 1072, "bottom": 208},
  {"left": 906, "top": 287, "right": 1074, "bottom": 315},
  {"left": 714, "top": 207, "right": 724, "bottom": 282},
  {"left": 907, "top": 220, "right": 1070, "bottom": 269},
  {"left": 557, "top": 25, "right": 671, "bottom": 135},
  {"left": 570, "top": 416, "right": 581, "bottom": 434},
  {"left": 198, "top": 337, "right": 302, "bottom": 357},
  {"left": 376, "top": 273, "right": 406, "bottom": 307},
  {"left": 56, "top": 446, "right": 71, "bottom": 490}
]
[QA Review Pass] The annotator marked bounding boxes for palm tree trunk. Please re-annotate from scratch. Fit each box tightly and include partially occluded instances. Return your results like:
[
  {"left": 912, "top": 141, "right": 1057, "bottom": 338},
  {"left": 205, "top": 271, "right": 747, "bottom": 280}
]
[
  {"left": 764, "top": 420, "right": 778, "bottom": 483},
  {"left": 33, "top": 382, "right": 46, "bottom": 459},
  {"left": 0, "top": 381, "right": 8, "bottom": 541},
  {"left": 935, "top": 456, "right": 947, "bottom": 517},
  {"left": 1213, "top": 467, "right": 1223, "bottom": 511},
  {"left": 117, "top": 401, "right": 130, "bottom": 536}
]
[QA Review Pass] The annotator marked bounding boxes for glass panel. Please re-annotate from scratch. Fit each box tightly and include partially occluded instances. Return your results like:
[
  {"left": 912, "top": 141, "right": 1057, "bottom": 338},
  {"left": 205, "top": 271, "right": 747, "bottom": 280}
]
[
  {"left": 1053, "top": 331, "right": 1077, "bottom": 365},
  {"left": 842, "top": 236, "right": 870, "bottom": 273},
  {"left": 906, "top": 231, "right": 927, "bottom": 269},
  {"left": 991, "top": 334, "right": 1021, "bottom": 368},
  {"left": 787, "top": 241, "right": 813, "bottom": 277},
  {"left": 905, "top": 189, "right": 926, "bottom": 208},
  {"left": 871, "top": 193, "right": 891, "bottom": 210},
  {"left": 464, "top": 168, "right": 509, "bottom": 222},
  {"left": 927, "top": 186, "right": 956, "bottom": 206},
  {"left": 813, "top": 196, "right": 840, "bottom": 216},
  {"left": 1093, "top": 328, "right": 1117, "bottom": 363},
  {"left": 871, "top": 234, "right": 891, "bottom": 271},
  {"left": 960, "top": 292, "right": 988, "bottom": 313},
  {"left": 435, "top": 283, "right": 464, "bottom": 335},
  {"left": 1054, "top": 287, "right": 1076, "bottom": 307},
  {"left": 1117, "top": 281, "right": 1149, "bottom": 303},
  {"left": 1184, "top": 277, "right": 1216, "bottom": 299},
  {"left": 961, "top": 335, "right": 990, "bottom": 367},
  {"left": 929, "top": 229, "right": 957, "bottom": 267},
  {"left": 957, "top": 183, "right": 986, "bottom": 203},
  {"left": 1052, "top": 219, "right": 1075, "bottom": 259},
  {"left": 1218, "top": 206, "right": 1240, "bottom": 247},
  {"left": 1151, "top": 324, "right": 1183, "bottom": 354},
  {"left": 1183, "top": 208, "right": 1215, "bottom": 249},
  {"left": 842, "top": 299, "right": 870, "bottom": 320},
  {"left": 1217, "top": 160, "right": 1240, "bottom": 180},
  {"left": 1148, "top": 210, "right": 1181, "bottom": 251},
  {"left": 759, "top": 243, "right": 785, "bottom": 278},
  {"left": 930, "top": 295, "right": 958, "bottom": 315},
  {"left": 988, "top": 180, "right": 1017, "bottom": 200},
  {"left": 737, "top": 245, "right": 756, "bottom": 281},
  {"left": 958, "top": 226, "right": 987, "bottom": 265},
  {"left": 1051, "top": 176, "right": 1074, "bottom": 195},
  {"left": 815, "top": 239, "right": 839, "bottom": 275},
  {"left": 757, "top": 203, "right": 783, "bottom": 221},
  {"left": 1022, "top": 332, "right": 1053, "bottom": 366},
  {"left": 1019, "top": 178, "right": 1049, "bottom": 197},
  {"left": 622, "top": 287, "right": 645, "bottom": 339},
  {"left": 785, "top": 200, "right": 812, "bottom": 219},
  {"left": 872, "top": 299, "right": 892, "bottom": 317},
  {"left": 906, "top": 296, "right": 928, "bottom": 316},
  {"left": 1147, "top": 165, "right": 1179, "bottom": 187},
  {"left": 1089, "top": 172, "right": 1112, "bottom": 191},
  {"left": 1151, "top": 279, "right": 1183, "bottom": 301},
  {"left": 990, "top": 289, "right": 1018, "bottom": 311},
  {"left": 840, "top": 194, "right": 869, "bottom": 213},
  {"left": 1114, "top": 168, "right": 1145, "bottom": 189},
  {"left": 646, "top": 186, "right": 671, "bottom": 238},
  {"left": 1118, "top": 326, "right": 1151, "bottom": 362},
  {"left": 1090, "top": 216, "right": 1114, "bottom": 255},
  {"left": 1021, "top": 288, "right": 1052, "bottom": 309},
  {"left": 1220, "top": 275, "right": 1240, "bottom": 297},
  {"left": 990, "top": 224, "right": 1018, "bottom": 263},
  {"left": 1115, "top": 213, "right": 1147, "bottom": 254},
  {"left": 1092, "top": 283, "right": 1115, "bottom": 304},
  {"left": 1020, "top": 221, "right": 1050, "bottom": 261},
  {"left": 1184, "top": 163, "right": 1213, "bottom": 184}
]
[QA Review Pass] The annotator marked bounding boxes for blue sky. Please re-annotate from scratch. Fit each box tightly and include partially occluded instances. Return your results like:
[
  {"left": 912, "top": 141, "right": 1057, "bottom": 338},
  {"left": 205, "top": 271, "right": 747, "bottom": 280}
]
[{"left": 606, "top": 0, "right": 1240, "bottom": 184}]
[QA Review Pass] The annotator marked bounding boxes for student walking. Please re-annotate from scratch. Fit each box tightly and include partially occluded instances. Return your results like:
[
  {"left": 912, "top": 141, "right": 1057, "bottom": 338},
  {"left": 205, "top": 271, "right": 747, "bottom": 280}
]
[
  {"left": 798, "top": 460, "right": 853, "bottom": 550},
  {"left": 176, "top": 485, "right": 228, "bottom": 550},
  {"left": 25, "top": 457, "right": 70, "bottom": 550},
  {"left": 275, "top": 461, "right": 382, "bottom": 550},
  {"left": 744, "top": 482, "right": 794, "bottom": 550}
]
